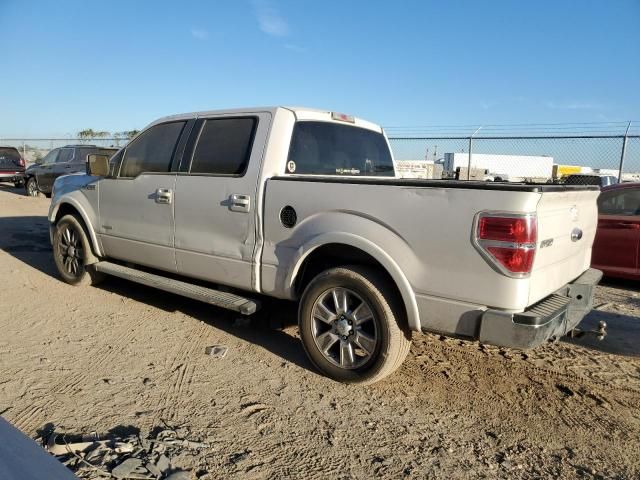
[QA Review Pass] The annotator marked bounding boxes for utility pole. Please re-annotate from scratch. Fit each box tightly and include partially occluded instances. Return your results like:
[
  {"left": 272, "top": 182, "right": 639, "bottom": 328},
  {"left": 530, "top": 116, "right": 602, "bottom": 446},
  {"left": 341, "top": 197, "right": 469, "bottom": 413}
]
[{"left": 617, "top": 122, "right": 632, "bottom": 183}]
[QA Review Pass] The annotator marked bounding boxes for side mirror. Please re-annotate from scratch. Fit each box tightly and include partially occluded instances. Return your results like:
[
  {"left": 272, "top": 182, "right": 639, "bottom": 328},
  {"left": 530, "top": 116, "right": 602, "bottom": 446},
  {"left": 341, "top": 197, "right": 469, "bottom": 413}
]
[{"left": 86, "top": 154, "right": 110, "bottom": 176}]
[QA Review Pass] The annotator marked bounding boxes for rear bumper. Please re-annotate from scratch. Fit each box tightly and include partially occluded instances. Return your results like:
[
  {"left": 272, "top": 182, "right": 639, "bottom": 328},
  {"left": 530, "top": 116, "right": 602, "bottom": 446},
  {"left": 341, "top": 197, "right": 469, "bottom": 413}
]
[
  {"left": 0, "top": 171, "right": 25, "bottom": 182},
  {"left": 479, "top": 268, "right": 603, "bottom": 349}
]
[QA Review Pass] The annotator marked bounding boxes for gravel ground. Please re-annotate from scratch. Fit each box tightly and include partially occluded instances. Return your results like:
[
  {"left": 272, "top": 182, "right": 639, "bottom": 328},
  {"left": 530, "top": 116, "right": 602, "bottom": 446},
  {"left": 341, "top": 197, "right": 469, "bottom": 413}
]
[{"left": 0, "top": 185, "right": 639, "bottom": 479}]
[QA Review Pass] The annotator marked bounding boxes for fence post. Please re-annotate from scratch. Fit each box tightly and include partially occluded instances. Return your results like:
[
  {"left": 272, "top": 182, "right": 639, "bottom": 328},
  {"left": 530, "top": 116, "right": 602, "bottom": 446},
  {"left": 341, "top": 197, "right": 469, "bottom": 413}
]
[
  {"left": 617, "top": 122, "right": 631, "bottom": 183},
  {"left": 22, "top": 141, "right": 26, "bottom": 159},
  {"left": 467, "top": 127, "right": 482, "bottom": 180}
]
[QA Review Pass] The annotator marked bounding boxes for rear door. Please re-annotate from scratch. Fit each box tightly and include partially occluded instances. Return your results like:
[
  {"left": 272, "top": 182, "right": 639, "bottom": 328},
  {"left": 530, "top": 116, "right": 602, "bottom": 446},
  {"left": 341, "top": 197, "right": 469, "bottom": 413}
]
[
  {"left": 173, "top": 112, "right": 271, "bottom": 290},
  {"left": 98, "top": 121, "right": 190, "bottom": 272},
  {"left": 592, "top": 187, "right": 640, "bottom": 277}
]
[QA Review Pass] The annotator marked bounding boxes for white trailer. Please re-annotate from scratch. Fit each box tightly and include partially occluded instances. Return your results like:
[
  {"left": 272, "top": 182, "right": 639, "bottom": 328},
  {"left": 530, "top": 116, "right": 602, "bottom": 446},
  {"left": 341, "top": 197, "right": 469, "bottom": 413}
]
[{"left": 442, "top": 153, "right": 554, "bottom": 181}]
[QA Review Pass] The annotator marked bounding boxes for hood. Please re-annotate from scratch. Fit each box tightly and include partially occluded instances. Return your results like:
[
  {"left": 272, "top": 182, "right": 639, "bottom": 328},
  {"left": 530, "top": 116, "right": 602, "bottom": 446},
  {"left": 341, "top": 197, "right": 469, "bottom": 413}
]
[{"left": 52, "top": 173, "right": 97, "bottom": 199}]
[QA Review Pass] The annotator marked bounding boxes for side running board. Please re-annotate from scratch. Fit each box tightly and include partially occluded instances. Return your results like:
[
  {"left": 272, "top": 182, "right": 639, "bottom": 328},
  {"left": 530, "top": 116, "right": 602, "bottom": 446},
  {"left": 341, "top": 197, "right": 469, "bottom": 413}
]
[{"left": 94, "top": 261, "right": 260, "bottom": 315}]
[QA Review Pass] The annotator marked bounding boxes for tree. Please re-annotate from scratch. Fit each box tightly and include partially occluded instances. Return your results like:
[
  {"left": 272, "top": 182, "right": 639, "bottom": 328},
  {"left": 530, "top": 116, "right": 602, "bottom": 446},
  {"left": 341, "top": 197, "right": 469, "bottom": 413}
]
[
  {"left": 114, "top": 130, "right": 140, "bottom": 140},
  {"left": 77, "top": 129, "right": 110, "bottom": 143}
]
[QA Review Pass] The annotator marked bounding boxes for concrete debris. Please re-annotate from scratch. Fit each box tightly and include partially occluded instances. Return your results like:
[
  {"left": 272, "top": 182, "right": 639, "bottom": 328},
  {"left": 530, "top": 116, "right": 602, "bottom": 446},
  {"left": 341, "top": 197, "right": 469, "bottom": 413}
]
[
  {"left": 204, "top": 345, "right": 228, "bottom": 359},
  {"left": 44, "top": 427, "right": 206, "bottom": 479}
]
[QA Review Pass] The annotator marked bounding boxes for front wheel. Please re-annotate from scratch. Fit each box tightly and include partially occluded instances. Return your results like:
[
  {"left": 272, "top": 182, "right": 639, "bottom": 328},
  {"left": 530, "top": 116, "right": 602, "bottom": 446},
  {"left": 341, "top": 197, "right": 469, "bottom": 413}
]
[
  {"left": 52, "top": 214, "right": 104, "bottom": 286},
  {"left": 298, "top": 266, "right": 411, "bottom": 384}
]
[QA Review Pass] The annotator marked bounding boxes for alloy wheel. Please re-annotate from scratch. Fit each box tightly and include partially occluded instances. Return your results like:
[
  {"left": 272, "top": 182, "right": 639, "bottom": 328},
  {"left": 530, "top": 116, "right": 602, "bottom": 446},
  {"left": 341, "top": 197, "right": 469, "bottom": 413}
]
[{"left": 311, "top": 287, "right": 378, "bottom": 369}]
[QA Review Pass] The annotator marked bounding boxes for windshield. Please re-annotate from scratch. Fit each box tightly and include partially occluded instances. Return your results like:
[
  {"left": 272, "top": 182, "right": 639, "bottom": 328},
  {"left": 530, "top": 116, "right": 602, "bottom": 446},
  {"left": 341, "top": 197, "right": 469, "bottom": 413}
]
[{"left": 287, "top": 121, "right": 394, "bottom": 176}]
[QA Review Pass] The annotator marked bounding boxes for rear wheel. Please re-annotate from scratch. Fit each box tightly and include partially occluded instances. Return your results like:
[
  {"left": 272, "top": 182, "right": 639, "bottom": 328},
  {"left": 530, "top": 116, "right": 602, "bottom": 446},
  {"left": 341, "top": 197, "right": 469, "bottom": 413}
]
[
  {"left": 52, "top": 214, "right": 104, "bottom": 286},
  {"left": 298, "top": 265, "right": 411, "bottom": 384},
  {"left": 25, "top": 177, "right": 39, "bottom": 197}
]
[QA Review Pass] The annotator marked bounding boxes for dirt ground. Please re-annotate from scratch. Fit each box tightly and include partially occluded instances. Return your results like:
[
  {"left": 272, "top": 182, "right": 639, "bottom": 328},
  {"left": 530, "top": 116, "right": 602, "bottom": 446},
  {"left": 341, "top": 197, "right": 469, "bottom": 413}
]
[{"left": 0, "top": 184, "right": 639, "bottom": 479}]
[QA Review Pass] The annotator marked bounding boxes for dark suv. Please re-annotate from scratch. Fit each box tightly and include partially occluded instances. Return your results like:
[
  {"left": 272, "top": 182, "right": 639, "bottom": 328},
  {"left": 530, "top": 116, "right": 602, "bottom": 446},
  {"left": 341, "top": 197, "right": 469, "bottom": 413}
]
[
  {"left": 0, "top": 146, "right": 26, "bottom": 188},
  {"left": 24, "top": 145, "right": 117, "bottom": 197}
]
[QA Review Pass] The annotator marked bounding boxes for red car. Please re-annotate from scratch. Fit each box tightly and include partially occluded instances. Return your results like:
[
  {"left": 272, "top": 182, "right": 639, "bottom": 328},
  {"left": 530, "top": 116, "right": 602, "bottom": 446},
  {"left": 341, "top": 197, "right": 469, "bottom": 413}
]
[{"left": 592, "top": 182, "right": 640, "bottom": 280}]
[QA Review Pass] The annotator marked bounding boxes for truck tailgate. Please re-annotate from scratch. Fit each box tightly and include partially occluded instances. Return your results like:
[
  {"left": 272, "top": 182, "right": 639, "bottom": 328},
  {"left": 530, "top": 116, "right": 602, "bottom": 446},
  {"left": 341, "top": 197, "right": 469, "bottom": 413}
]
[{"left": 529, "top": 189, "right": 600, "bottom": 304}]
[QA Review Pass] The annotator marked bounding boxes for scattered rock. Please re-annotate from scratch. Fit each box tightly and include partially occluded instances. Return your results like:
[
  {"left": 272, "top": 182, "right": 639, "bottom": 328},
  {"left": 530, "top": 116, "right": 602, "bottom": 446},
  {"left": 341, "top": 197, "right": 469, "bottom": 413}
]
[
  {"left": 204, "top": 345, "right": 228, "bottom": 358},
  {"left": 45, "top": 426, "right": 207, "bottom": 479}
]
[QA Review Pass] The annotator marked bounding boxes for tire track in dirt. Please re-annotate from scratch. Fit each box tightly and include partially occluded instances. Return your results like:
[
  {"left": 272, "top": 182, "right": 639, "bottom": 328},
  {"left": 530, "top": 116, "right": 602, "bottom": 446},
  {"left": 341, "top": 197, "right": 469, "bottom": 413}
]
[
  {"left": 406, "top": 338, "right": 640, "bottom": 442},
  {"left": 10, "top": 315, "right": 148, "bottom": 433},
  {"left": 153, "top": 321, "right": 210, "bottom": 423}
]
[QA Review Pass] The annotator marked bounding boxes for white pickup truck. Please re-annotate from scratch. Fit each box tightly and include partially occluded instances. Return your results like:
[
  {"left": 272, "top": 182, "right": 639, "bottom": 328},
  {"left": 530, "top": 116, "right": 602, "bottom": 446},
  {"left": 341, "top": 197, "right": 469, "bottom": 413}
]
[{"left": 49, "top": 107, "right": 602, "bottom": 384}]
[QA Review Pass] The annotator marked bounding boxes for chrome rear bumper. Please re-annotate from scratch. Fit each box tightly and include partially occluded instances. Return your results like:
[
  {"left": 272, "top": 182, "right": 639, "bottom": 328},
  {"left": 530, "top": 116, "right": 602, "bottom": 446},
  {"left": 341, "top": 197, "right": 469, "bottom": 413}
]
[{"left": 479, "top": 268, "right": 603, "bottom": 349}]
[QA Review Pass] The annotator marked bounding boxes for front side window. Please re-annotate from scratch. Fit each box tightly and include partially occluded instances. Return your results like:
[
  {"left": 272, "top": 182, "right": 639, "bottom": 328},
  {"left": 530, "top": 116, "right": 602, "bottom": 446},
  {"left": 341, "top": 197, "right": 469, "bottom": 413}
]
[
  {"left": 56, "top": 148, "right": 74, "bottom": 163},
  {"left": 598, "top": 189, "right": 640, "bottom": 216},
  {"left": 189, "top": 117, "right": 257, "bottom": 175},
  {"left": 287, "top": 122, "right": 395, "bottom": 176},
  {"left": 119, "top": 122, "right": 185, "bottom": 178},
  {"left": 42, "top": 149, "right": 59, "bottom": 165}
]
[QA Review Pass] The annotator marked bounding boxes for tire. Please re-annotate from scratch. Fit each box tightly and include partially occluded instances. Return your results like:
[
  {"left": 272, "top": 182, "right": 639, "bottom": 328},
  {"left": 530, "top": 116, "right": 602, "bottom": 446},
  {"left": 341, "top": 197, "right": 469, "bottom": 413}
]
[
  {"left": 25, "top": 177, "right": 39, "bottom": 197},
  {"left": 52, "top": 214, "right": 105, "bottom": 286},
  {"left": 298, "top": 265, "right": 411, "bottom": 385}
]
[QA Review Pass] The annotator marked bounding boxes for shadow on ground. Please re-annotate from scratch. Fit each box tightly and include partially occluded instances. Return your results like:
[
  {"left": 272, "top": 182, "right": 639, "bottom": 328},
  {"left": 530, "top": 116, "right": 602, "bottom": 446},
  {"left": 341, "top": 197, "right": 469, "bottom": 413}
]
[
  {"left": 565, "top": 309, "right": 640, "bottom": 356},
  {"left": 0, "top": 214, "right": 312, "bottom": 373},
  {"left": 1, "top": 214, "right": 638, "bottom": 364},
  {"left": 0, "top": 184, "right": 29, "bottom": 197}
]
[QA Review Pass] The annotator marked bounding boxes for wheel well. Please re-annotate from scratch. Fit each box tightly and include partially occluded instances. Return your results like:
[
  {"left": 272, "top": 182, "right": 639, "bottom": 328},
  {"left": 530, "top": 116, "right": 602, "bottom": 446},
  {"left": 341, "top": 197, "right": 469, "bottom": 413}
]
[
  {"left": 293, "top": 243, "right": 407, "bottom": 320},
  {"left": 54, "top": 203, "right": 99, "bottom": 262},
  {"left": 54, "top": 203, "right": 81, "bottom": 224}
]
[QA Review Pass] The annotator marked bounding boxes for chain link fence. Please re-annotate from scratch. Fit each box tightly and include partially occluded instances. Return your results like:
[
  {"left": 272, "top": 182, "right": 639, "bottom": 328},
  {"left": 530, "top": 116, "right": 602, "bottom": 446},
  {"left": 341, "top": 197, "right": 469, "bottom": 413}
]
[
  {"left": 389, "top": 134, "right": 640, "bottom": 182},
  {"left": 3, "top": 130, "right": 640, "bottom": 183},
  {"left": 0, "top": 138, "right": 129, "bottom": 165}
]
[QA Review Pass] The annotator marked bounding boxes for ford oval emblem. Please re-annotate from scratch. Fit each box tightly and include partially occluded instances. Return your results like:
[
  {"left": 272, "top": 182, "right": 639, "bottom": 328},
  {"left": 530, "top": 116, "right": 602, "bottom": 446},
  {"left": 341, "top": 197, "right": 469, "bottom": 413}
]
[{"left": 571, "top": 228, "right": 583, "bottom": 242}]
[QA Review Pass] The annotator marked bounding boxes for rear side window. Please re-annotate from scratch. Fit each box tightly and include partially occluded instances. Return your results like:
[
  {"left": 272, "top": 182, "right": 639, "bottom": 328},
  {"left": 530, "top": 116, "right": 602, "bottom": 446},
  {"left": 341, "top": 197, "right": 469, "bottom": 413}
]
[
  {"left": 287, "top": 122, "right": 394, "bottom": 176},
  {"left": 190, "top": 118, "right": 257, "bottom": 175},
  {"left": 119, "top": 122, "right": 185, "bottom": 178},
  {"left": 598, "top": 189, "right": 640, "bottom": 216}
]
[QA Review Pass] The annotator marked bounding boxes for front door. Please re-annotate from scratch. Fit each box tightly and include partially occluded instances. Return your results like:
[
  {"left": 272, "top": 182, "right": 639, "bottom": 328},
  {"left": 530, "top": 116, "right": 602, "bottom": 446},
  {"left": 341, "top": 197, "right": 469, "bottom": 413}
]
[
  {"left": 592, "top": 187, "right": 640, "bottom": 277},
  {"left": 98, "top": 121, "right": 188, "bottom": 273},
  {"left": 48, "top": 147, "right": 76, "bottom": 190},
  {"left": 173, "top": 112, "right": 271, "bottom": 290},
  {"left": 36, "top": 148, "right": 60, "bottom": 191}
]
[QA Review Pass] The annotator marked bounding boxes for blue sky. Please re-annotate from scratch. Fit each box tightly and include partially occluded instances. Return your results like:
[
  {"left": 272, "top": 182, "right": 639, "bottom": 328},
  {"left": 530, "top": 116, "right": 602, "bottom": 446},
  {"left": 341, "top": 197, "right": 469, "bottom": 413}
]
[{"left": 0, "top": 0, "right": 638, "bottom": 137}]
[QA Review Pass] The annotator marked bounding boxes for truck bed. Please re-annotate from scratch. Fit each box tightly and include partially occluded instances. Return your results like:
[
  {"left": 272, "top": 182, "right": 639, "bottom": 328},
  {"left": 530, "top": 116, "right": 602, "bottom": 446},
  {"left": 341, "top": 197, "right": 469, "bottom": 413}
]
[{"left": 269, "top": 175, "right": 600, "bottom": 193}]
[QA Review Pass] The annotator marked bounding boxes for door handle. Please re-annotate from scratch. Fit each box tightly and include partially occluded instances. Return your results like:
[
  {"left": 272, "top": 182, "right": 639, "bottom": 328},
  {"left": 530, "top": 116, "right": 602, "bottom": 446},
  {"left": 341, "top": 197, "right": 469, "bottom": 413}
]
[
  {"left": 229, "top": 193, "right": 251, "bottom": 213},
  {"left": 155, "top": 188, "right": 173, "bottom": 204}
]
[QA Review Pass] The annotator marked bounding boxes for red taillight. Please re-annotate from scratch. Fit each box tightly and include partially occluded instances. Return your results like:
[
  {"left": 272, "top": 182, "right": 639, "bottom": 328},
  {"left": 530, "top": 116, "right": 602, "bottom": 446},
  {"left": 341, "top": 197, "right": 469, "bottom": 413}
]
[
  {"left": 475, "top": 213, "right": 537, "bottom": 277},
  {"left": 486, "top": 246, "right": 535, "bottom": 273},
  {"left": 478, "top": 216, "right": 536, "bottom": 244}
]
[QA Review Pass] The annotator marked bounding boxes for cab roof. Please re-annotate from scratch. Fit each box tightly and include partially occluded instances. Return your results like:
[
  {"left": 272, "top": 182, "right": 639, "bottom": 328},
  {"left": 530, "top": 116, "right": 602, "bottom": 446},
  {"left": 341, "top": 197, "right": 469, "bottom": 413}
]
[{"left": 149, "top": 106, "right": 383, "bottom": 133}]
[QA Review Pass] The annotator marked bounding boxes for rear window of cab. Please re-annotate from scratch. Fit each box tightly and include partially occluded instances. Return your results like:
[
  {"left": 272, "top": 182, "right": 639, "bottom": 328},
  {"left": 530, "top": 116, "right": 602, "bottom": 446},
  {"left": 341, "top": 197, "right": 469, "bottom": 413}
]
[{"left": 286, "top": 121, "right": 394, "bottom": 176}]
